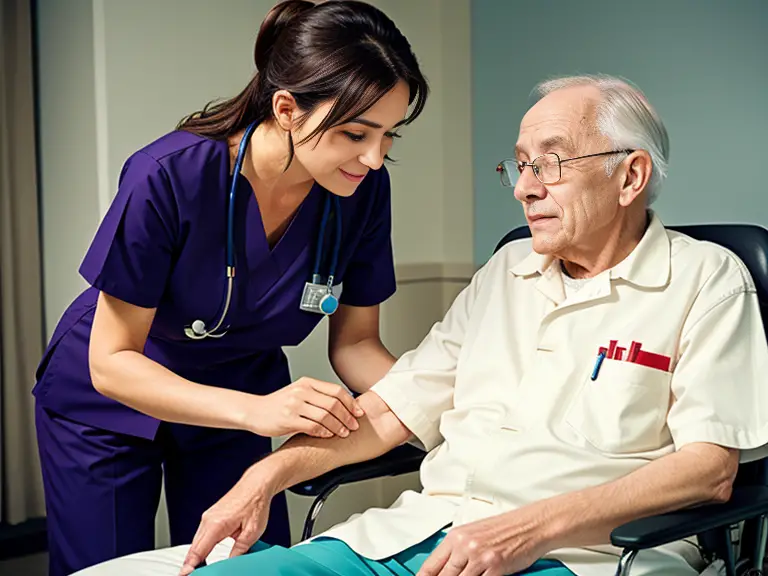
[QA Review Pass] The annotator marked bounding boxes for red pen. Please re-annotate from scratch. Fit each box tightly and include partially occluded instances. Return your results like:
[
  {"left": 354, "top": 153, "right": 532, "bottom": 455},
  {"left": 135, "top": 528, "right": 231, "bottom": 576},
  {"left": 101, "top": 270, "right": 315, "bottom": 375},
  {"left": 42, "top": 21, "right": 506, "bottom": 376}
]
[
  {"left": 635, "top": 350, "right": 671, "bottom": 372},
  {"left": 608, "top": 340, "right": 618, "bottom": 359},
  {"left": 614, "top": 347, "right": 626, "bottom": 361}
]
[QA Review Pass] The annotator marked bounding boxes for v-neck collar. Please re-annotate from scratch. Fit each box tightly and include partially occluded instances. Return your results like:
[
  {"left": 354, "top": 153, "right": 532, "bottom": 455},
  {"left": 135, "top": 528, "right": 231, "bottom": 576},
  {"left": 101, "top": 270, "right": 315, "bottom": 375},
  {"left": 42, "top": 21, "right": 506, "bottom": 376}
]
[
  {"left": 239, "top": 172, "right": 322, "bottom": 275},
  {"left": 217, "top": 137, "right": 325, "bottom": 305}
]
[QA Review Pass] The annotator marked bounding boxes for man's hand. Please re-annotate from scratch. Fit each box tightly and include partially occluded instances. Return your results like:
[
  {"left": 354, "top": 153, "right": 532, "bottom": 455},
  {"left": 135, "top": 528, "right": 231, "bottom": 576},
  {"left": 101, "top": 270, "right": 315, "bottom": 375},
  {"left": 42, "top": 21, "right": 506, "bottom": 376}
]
[
  {"left": 179, "top": 468, "right": 274, "bottom": 576},
  {"left": 417, "top": 443, "right": 739, "bottom": 576},
  {"left": 177, "top": 390, "right": 410, "bottom": 575},
  {"left": 417, "top": 506, "right": 553, "bottom": 576}
]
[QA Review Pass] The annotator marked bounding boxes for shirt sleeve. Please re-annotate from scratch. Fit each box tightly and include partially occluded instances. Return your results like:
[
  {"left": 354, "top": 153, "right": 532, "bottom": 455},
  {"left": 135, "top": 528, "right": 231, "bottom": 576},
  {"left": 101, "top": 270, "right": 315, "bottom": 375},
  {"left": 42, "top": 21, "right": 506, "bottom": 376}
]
[
  {"left": 339, "top": 167, "right": 396, "bottom": 307},
  {"left": 371, "top": 262, "right": 490, "bottom": 451},
  {"left": 667, "top": 261, "right": 768, "bottom": 463},
  {"left": 79, "top": 151, "right": 179, "bottom": 309}
]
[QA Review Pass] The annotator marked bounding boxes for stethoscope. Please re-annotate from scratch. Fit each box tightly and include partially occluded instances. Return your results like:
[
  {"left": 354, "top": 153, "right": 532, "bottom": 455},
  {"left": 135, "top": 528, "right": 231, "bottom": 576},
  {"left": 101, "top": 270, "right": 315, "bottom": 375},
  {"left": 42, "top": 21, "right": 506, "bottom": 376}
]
[{"left": 184, "top": 121, "right": 342, "bottom": 340}]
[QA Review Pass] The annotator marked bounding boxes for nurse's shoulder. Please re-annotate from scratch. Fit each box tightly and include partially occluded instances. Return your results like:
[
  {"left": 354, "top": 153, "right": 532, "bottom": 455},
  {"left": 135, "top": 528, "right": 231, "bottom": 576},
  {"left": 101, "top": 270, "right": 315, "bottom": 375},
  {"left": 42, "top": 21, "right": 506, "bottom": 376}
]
[
  {"left": 107, "top": 130, "right": 231, "bottom": 238},
  {"left": 79, "top": 129, "right": 228, "bottom": 309},
  {"left": 125, "top": 130, "right": 229, "bottom": 196}
]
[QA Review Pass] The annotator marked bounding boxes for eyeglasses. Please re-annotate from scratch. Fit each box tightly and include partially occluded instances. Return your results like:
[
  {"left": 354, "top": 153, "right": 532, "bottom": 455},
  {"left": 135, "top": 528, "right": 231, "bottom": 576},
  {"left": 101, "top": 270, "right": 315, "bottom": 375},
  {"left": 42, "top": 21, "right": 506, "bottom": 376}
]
[{"left": 496, "top": 149, "right": 634, "bottom": 188}]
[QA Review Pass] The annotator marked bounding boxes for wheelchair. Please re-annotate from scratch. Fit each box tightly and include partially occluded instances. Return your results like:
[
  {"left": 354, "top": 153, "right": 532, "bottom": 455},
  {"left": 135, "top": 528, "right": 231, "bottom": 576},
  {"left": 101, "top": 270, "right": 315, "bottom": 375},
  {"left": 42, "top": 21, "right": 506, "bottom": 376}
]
[{"left": 289, "top": 223, "right": 768, "bottom": 576}]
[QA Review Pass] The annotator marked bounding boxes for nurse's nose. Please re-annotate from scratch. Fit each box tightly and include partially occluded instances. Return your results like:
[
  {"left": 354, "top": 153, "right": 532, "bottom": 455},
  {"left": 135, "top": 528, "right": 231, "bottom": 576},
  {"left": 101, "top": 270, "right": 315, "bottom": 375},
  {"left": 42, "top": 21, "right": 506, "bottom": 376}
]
[{"left": 359, "top": 141, "right": 384, "bottom": 171}]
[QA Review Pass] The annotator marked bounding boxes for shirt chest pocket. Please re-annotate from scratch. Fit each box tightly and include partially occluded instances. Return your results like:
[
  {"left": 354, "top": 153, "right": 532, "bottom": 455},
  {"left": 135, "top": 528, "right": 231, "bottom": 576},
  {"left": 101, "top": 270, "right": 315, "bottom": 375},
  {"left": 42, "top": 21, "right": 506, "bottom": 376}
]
[{"left": 565, "top": 358, "right": 672, "bottom": 454}]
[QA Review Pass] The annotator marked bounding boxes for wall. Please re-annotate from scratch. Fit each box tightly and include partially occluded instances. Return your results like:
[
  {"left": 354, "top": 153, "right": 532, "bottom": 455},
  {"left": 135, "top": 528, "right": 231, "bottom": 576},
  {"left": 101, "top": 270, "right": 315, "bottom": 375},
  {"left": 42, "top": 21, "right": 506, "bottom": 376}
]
[
  {"left": 471, "top": 0, "right": 768, "bottom": 265},
  {"left": 37, "top": 0, "right": 102, "bottom": 342},
  {"left": 36, "top": 0, "right": 473, "bottom": 550}
]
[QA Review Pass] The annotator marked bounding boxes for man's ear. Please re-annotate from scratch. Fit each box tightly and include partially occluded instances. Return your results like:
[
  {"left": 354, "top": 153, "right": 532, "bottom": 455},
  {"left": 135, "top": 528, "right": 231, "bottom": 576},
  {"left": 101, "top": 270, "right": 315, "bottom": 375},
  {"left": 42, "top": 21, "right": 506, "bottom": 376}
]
[
  {"left": 271, "top": 90, "right": 299, "bottom": 131},
  {"left": 618, "top": 150, "right": 653, "bottom": 207}
]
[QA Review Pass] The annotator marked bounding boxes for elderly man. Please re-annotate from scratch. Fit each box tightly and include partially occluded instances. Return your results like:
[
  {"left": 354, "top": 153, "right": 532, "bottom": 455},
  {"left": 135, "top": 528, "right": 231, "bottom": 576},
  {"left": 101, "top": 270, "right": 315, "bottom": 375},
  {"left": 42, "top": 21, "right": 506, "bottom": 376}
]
[{"left": 78, "top": 75, "right": 768, "bottom": 576}]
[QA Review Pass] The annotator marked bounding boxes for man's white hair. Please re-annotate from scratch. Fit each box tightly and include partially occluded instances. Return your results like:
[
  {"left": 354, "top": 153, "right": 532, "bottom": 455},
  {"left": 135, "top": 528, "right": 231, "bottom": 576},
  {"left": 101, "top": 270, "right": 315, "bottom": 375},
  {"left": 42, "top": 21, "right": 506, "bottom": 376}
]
[{"left": 534, "top": 75, "right": 670, "bottom": 205}]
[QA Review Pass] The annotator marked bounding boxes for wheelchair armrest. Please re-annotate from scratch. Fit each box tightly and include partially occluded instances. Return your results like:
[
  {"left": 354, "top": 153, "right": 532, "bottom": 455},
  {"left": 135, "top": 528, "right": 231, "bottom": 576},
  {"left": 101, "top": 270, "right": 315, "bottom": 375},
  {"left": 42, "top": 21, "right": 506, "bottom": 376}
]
[
  {"left": 610, "top": 486, "right": 768, "bottom": 550},
  {"left": 287, "top": 444, "right": 426, "bottom": 497}
]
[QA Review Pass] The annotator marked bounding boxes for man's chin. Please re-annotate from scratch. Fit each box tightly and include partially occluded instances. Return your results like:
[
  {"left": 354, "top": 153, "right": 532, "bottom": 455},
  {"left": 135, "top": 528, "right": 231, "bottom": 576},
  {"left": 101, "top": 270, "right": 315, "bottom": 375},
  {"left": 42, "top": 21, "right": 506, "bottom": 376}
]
[{"left": 530, "top": 232, "right": 563, "bottom": 255}]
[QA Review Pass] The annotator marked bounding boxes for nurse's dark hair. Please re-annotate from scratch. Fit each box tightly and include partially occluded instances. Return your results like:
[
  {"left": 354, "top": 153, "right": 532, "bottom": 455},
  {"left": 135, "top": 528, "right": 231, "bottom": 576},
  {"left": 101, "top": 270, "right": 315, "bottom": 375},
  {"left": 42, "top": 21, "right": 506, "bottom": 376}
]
[{"left": 177, "top": 0, "right": 428, "bottom": 158}]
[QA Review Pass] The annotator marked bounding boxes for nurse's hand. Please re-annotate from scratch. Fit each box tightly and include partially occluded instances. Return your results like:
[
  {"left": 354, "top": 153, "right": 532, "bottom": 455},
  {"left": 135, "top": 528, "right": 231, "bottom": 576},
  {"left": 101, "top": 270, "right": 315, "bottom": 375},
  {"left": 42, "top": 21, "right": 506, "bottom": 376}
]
[
  {"left": 249, "top": 378, "right": 364, "bottom": 438},
  {"left": 179, "top": 468, "right": 272, "bottom": 575}
]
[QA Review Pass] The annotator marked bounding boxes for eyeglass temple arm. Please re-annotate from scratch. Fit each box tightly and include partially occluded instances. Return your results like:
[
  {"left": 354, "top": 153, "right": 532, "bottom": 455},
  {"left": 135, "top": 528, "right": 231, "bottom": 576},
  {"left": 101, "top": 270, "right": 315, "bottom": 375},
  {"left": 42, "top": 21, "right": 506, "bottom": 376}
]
[{"left": 559, "top": 149, "right": 635, "bottom": 165}]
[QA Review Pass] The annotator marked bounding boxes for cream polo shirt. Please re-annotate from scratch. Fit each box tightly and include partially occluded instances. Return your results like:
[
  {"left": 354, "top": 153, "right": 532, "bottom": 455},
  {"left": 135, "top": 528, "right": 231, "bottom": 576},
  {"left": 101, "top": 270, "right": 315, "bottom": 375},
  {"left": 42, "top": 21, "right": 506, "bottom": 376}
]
[{"left": 317, "top": 213, "right": 768, "bottom": 576}]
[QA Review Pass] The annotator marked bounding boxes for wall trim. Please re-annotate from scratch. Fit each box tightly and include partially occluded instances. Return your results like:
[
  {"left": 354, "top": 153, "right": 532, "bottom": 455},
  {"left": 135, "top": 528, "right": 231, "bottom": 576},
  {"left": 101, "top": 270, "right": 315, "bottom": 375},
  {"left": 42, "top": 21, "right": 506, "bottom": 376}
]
[
  {"left": 395, "top": 262, "right": 476, "bottom": 284},
  {"left": 92, "top": 0, "right": 111, "bottom": 220}
]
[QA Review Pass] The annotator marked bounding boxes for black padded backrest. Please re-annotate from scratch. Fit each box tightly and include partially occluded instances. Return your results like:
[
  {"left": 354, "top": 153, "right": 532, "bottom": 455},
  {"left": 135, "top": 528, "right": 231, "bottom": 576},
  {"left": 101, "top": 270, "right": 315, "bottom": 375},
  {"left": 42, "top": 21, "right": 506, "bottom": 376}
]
[
  {"left": 495, "top": 223, "right": 768, "bottom": 486},
  {"left": 494, "top": 223, "right": 768, "bottom": 326}
]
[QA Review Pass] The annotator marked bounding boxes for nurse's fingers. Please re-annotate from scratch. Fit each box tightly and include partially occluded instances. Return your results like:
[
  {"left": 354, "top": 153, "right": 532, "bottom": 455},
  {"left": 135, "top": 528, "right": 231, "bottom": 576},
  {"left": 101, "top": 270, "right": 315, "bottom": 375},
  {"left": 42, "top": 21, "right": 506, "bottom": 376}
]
[
  {"left": 309, "top": 379, "right": 364, "bottom": 418},
  {"left": 305, "top": 389, "right": 360, "bottom": 431},
  {"left": 299, "top": 403, "right": 350, "bottom": 437}
]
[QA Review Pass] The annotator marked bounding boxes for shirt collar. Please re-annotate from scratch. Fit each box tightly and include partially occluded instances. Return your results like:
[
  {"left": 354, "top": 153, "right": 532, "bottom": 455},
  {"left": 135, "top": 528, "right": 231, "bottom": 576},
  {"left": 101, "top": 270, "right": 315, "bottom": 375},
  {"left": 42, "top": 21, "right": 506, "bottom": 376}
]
[{"left": 509, "top": 211, "right": 671, "bottom": 289}]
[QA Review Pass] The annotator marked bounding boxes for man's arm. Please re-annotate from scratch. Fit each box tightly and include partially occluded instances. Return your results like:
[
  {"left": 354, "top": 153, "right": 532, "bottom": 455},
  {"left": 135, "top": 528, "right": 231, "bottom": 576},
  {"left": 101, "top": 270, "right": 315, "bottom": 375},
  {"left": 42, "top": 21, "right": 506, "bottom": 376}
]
[
  {"left": 546, "top": 442, "right": 739, "bottom": 547},
  {"left": 180, "top": 390, "right": 410, "bottom": 574},
  {"left": 260, "top": 390, "right": 410, "bottom": 494},
  {"left": 417, "top": 442, "right": 739, "bottom": 576}
]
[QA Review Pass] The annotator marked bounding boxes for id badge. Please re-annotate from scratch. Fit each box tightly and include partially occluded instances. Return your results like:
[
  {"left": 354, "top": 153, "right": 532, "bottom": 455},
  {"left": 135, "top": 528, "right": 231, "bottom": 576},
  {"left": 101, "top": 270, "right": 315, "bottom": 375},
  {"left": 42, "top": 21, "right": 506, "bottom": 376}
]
[{"left": 300, "top": 282, "right": 329, "bottom": 313}]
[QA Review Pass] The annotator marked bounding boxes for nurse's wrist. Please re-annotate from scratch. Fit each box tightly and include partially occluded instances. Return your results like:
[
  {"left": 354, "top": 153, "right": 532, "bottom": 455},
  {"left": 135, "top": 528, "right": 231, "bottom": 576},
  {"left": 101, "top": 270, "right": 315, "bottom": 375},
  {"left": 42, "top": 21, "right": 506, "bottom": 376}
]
[{"left": 233, "top": 393, "right": 268, "bottom": 435}]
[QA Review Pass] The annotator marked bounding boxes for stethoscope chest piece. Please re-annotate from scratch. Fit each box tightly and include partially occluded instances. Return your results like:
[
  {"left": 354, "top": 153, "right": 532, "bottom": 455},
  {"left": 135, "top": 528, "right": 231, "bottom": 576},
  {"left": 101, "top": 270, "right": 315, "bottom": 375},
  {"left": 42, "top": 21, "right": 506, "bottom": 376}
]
[
  {"left": 191, "top": 319, "right": 206, "bottom": 336},
  {"left": 184, "top": 318, "right": 228, "bottom": 340},
  {"left": 319, "top": 293, "right": 339, "bottom": 315}
]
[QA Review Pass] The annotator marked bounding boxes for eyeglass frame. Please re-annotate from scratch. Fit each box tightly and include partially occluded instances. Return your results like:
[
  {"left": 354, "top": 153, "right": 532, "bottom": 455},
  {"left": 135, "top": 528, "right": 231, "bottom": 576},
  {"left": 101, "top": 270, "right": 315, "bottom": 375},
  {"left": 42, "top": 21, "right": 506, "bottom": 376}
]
[{"left": 496, "top": 149, "right": 635, "bottom": 187}]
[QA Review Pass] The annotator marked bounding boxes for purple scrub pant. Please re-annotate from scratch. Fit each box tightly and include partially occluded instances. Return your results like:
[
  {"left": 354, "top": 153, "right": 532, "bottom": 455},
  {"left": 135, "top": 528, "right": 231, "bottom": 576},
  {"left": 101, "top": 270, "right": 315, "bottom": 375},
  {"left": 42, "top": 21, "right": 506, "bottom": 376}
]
[{"left": 35, "top": 404, "right": 290, "bottom": 576}]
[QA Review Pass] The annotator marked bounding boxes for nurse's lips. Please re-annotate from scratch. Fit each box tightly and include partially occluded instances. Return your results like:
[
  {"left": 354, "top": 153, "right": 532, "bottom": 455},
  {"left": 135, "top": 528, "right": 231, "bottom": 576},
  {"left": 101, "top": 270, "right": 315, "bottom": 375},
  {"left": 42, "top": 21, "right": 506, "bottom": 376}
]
[{"left": 340, "top": 168, "right": 366, "bottom": 183}]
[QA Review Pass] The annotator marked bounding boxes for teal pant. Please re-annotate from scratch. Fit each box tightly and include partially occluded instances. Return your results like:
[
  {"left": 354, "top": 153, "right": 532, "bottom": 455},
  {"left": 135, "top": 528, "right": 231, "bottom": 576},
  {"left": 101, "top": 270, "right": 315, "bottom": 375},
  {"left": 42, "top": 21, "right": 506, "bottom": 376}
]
[{"left": 195, "top": 531, "right": 576, "bottom": 575}]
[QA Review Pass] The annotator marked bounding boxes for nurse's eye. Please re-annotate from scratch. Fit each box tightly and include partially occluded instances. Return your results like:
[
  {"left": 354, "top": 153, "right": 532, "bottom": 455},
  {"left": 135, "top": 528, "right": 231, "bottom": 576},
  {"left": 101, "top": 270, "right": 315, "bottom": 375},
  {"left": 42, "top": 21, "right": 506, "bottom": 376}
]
[
  {"left": 385, "top": 131, "right": 402, "bottom": 139},
  {"left": 342, "top": 131, "right": 365, "bottom": 142}
]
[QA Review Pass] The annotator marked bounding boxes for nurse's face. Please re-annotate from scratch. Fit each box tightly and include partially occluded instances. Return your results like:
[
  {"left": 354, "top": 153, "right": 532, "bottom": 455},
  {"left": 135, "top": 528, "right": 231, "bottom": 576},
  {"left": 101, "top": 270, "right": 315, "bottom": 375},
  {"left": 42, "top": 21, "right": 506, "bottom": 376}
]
[{"left": 288, "top": 81, "right": 411, "bottom": 196}]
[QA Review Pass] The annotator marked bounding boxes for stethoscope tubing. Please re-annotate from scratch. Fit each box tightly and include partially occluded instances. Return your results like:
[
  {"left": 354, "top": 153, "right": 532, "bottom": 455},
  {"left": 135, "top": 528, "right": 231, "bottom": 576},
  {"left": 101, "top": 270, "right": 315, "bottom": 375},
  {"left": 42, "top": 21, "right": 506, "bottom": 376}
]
[{"left": 185, "top": 120, "right": 342, "bottom": 339}]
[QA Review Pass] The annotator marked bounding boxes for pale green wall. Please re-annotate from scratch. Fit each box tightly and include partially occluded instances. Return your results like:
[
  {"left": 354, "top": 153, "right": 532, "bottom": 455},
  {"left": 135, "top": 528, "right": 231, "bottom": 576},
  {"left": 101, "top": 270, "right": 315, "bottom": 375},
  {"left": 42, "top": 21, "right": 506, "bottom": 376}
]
[{"left": 472, "top": 0, "right": 768, "bottom": 264}]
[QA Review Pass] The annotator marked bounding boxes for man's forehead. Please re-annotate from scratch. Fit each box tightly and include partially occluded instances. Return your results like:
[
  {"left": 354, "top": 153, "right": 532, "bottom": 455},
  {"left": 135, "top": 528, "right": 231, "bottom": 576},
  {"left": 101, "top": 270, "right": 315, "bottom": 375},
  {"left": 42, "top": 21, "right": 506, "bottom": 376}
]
[{"left": 516, "top": 86, "right": 600, "bottom": 153}]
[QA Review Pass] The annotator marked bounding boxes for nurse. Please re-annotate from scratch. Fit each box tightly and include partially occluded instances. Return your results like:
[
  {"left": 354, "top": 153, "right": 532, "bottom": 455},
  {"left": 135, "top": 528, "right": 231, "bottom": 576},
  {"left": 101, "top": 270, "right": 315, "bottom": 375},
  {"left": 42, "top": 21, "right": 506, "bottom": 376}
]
[{"left": 31, "top": 1, "right": 428, "bottom": 575}]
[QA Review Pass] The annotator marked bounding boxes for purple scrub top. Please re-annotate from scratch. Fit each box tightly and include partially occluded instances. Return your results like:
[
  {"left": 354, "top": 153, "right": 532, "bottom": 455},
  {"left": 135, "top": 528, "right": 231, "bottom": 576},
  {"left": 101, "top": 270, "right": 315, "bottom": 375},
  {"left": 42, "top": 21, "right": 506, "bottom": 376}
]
[{"left": 32, "top": 130, "right": 396, "bottom": 445}]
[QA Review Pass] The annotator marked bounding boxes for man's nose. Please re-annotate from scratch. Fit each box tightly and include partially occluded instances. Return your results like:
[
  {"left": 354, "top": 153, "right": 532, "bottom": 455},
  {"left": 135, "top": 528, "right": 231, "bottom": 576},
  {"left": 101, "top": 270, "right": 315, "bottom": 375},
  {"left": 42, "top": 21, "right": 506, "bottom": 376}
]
[{"left": 513, "top": 165, "right": 546, "bottom": 202}]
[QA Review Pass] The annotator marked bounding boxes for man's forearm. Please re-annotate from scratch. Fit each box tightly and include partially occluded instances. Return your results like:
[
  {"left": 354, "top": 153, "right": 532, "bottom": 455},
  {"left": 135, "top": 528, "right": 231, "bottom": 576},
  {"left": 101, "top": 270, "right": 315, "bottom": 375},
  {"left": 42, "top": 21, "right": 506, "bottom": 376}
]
[
  {"left": 247, "top": 390, "right": 410, "bottom": 497},
  {"left": 541, "top": 443, "right": 739, "bottom": 549}
]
